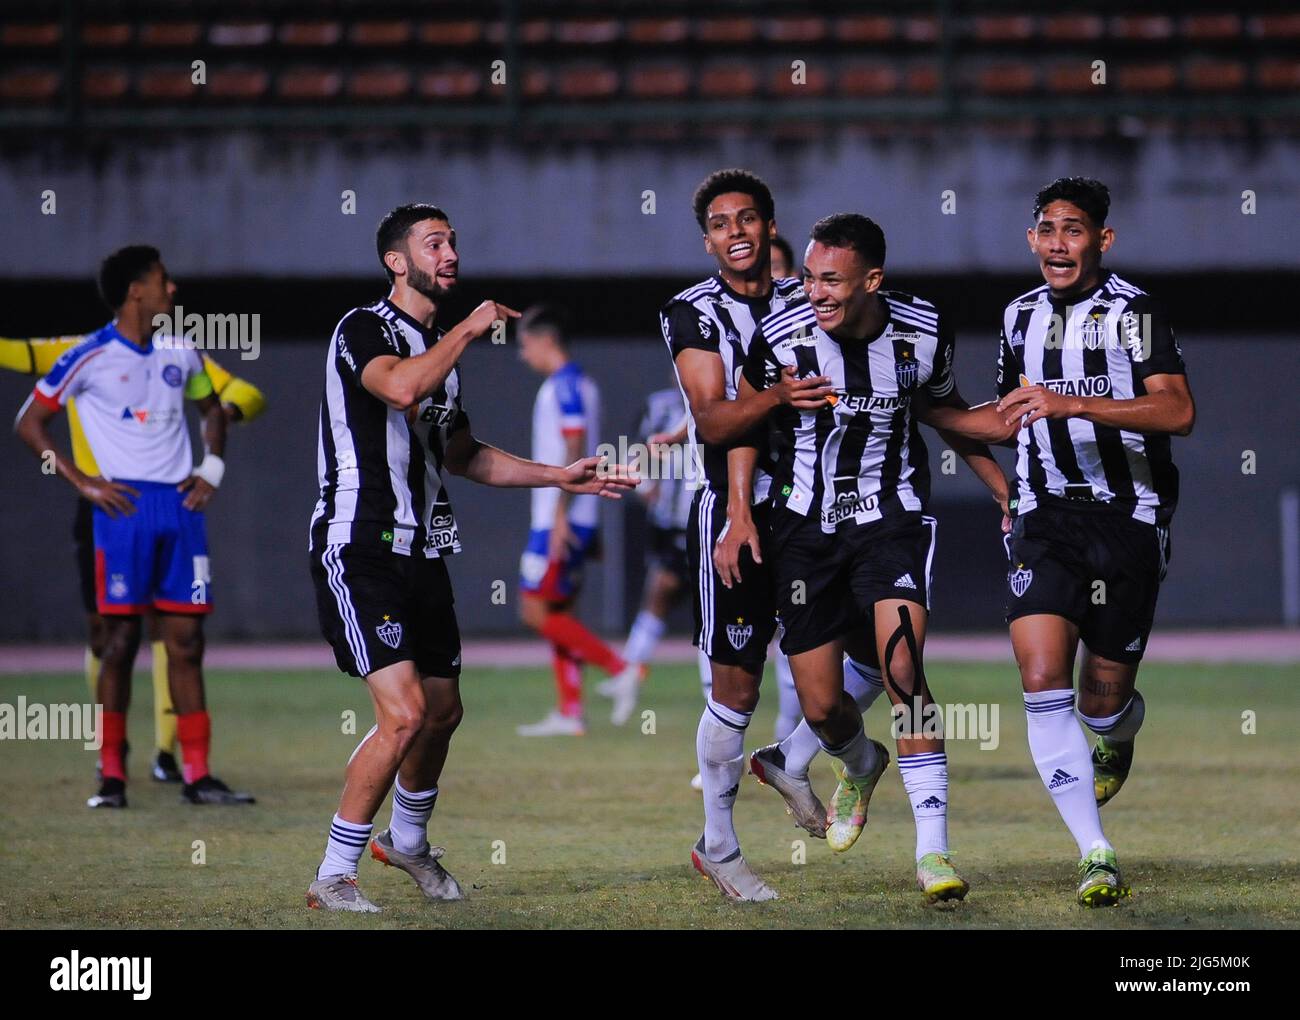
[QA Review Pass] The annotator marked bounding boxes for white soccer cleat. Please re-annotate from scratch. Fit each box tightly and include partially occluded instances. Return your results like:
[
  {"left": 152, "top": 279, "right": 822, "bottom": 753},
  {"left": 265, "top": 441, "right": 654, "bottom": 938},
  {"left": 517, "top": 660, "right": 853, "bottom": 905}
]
[
  {"left": 370, "top": 829, "right": 464, "bottom": 902},
  {"left": 690, "top": 837, "right": 778, "bottom": 902},
  {"left": 516, "top": 710, "right": 586, "bottom": 737},
  {"left": 306, "top": 873, "right": 381, "bottom": 913},
  {"left": 599, "top": 663, "right": 644, "bottom": 726}
]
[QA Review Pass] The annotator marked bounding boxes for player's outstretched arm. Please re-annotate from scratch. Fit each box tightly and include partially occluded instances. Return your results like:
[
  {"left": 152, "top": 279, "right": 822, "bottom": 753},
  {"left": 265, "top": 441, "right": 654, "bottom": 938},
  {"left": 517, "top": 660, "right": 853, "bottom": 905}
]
[
  {"left": 996, "top": 373, "right": 1194, "bottom": 436},
  {"left": 443, "top": 426, "right": 638, "bottom": 498},
  {"left": 919, "top": 398, "right": 1018, "bottom": 445},
  {"left": 13, "top": 395, "right": 139, "bottom": 516},
  {"left": 362, "top": 300, "right": 520, "bottom": 410},
  {"left": 676, "top": 349, "right": 831, "bottom": 446}
]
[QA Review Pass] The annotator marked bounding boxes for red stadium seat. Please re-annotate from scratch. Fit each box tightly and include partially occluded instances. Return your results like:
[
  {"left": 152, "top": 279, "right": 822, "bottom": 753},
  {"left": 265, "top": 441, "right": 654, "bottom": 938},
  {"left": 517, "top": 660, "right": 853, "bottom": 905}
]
[
  {"left": 348, "top": 68, "right": 413, "bottom": 102},
  {"left": 1257, "top": 59, "right": 1300, "bottom": 91},
  {"left": 1181, "top": 14, "right": 1241, "bottom": 40},
  {"left": 209, "top": 21, "right": 274, "bottom": 47},
  {"left": 0, "top": 68, "right": 60, "bottom": 102},
  {"left": 695, "top": 18, "right": 758, "bottom": 44},
  {"left": 347, "top": 21, "right": 414, "bottom": 48},
  {"left": 138, "top": 23, "right": 204, "bottom": 48},
  {"left": 1109, "top": 16, "right": 1174, "bottom": 41},
  {"left": 971, "top": 15, "right": 1036, "bottom": 43},
  {"left": 976, "top": 63, "right": 1038, "bottom": 96},
  {"left": 520, "top": 67, "right": 551, "bottom": 99},
  {"left": 82, "top": 67, "right": 130, "bottom": 102},
  {"left": 1, "top": 23, "right": 61, "bottom": 48},
  {"left": 834, "top": 15, "right": 894, "bottom": 44},
  {"left": 556, "top": 65, "right": 620, "bottom": 101},
  {"left": 905, "top": 64, "right": 940, "bottom": 95},
  {"left": 1042, "top": 15, "right": 1104, "bottom": 41},
  {"left": 627, "top": 64, "right": 691, "bottom": 99},
  {"left": 277, "top": 68, "right": 343, "bottom": 102},
  {"left": 697, "top": 63, "right": 759, "bottom": 98},
  {"left": 1249, "top": 14, "right": 1300, "bottom": 39},
  {"left": 762, "top": 17, "right": 827, "bottom": 44},
  {"left": 1116, "top": 63, "right": 1179, "bottom": 93},
  {"left": 485, "top": 20, "right": 550, "bottom": 46},
  {"left": 553, "top": 19, "right": 621, "bottom": 46},
  {"left": 208, "top": 68, "right": 270, "bottom": 101},
  {"left": 417, "top": 68, "right": 484, "bottom": 101},
  {"left": 1044, "top": 62, "right": 1097, "bottom": 95},
  {"left": 901, "top": 16, "right": 939, "bottom": 44},
  {"left": 278, "top": 22, "right": 343, "bottom": 47},
  {"left": 82, "top": 23, "right": 133, "bottom": 48},
  {"left": 1184, "top": 60, "right": 1247, "bottom": 93},
  {"left": 137, "top": 69, "right": 199, "bottom": 101},
  {"left": 417, "top": 21, "right": 484, "bottom": 47},
  {"left": 767, "top": 61, "right": 830, "bottom": 97},
  {"left": 626, "top": 18, "right": 689, "bottom": 46},
  {"left": 838, "top": 64, "right": 900, "bottom": 97}
]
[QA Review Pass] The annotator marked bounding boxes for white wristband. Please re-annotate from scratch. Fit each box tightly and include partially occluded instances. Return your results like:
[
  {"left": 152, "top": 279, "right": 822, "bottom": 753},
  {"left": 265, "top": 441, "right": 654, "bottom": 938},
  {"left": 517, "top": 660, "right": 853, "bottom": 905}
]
[{"left": 193, "top": 453, "right": 225, "bottom": 489}]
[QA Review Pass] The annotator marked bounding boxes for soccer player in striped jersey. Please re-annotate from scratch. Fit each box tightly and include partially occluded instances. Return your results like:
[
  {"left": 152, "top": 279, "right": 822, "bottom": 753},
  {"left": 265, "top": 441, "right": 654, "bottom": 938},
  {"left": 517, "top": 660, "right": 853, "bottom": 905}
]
[
  {"left": 306, "top": 204, "right": 636, "bottom": 912},
  {"left": 1, "top": 335, "right": 265, "bottom": 783},
  {"left": 15, "top": 245, "right": 255, "bottom": 808},
  {"left": 992, "top": 178, "right": 1195, "bottom": 907},
  {"left": 732, "top": 213, "right": 1010, "bottom": 903}
]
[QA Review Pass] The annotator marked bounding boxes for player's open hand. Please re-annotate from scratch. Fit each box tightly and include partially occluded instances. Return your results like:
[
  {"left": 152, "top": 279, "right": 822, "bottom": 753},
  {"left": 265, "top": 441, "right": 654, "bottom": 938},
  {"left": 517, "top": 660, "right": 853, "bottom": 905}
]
[
  {"left": 773, "top": 366, "right": 835, "bottom": 411},
  {"left": 462, "top": 300, "right": 522, "bottom": 340},
  {"left": 558, "top": 456, "right": 639, "bottom": 499},
  {"left": 78, "top": 477, "right": 140, "bottom": 518},
  {"left": 997, "top": 385, "right": 1075, "bottom": 427},
  {"left": 178, "top": 475, "right": 217, "bottom": 511},
  {"left": 713, "top": 512, "right": 761, "bottom": 589}
]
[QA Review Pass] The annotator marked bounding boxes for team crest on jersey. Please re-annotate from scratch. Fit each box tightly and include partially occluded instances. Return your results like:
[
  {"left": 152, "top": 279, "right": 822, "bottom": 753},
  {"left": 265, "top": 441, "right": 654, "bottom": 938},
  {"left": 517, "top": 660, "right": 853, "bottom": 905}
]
[
  {"left": 162, "top": 364, "right": 183, "bottom": 387},
  {"left": 1080, "top": 312, "right": 1108, "bottom": 351},
  {"left": 726, "top": 619, "right": 753, "bottom": 650},
  {"left": 895, "top": 351, "right": 918, "bottom": 390},
  {"left": 376, "top": 614, "right": 403, "bottom": 650},
  {"left": 1009, "top": 564, "right": 1033, "bottom": 598}
]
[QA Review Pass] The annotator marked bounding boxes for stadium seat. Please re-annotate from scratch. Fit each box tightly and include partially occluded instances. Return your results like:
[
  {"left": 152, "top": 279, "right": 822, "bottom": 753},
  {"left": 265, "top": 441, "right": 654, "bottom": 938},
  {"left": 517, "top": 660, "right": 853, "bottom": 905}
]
[
  {"left": 0, "top": 68, "right": 60, "bottom": 102},
  {"left": 834, "top": 15, "right": 894, "bottom": 44},
  {"left": 277, "top": 68, "right": 343, "bottom": 101},
  {"left": 348, "top": 21, "right": 414, "bottom": 48},
  {"left": 694, "top": 18, "right": 758, "bottom": 44},
  {"left": 1042, "top": 15, "right": 1104, "bottom": 41},
  {"left": 1249, "top": 14, "right": 1300, "bottom": 39},
  {"left": 627, "top": 64, "right": 691, "bottom": 100},
  {"left": 1044, "top": 62, "right": 1097, "bottom": 95},
  {"left": 278, "top": 21, "right": 344, "bottom": 47},
  {"left": 1109, "top": 16, "right": 1175, "bottom": 41},
  {"left": 82, "top": 67, "right": 130, "bottom": 102},
  {"left": 905, "top": 64, "right": 940, "bottom": 95},
  {"left": 762, "top": 17, "right": 827, "bottom": 44},
  {"left": 1184, "top": 60, "right": 1247, "bottom": 93},
  {"left": 767, "top": 61, "right": 830, "bottom": 97},
  {"left": 417, "top": 69, "right": 484, "bottom": 101},
  {"left": 485, "top": 20, "right": 550, "bottom": 46},
  {"left": 138, "top": 23, "right": 203, "bottom": 48},
  {"left": 520, "top": 67, "right": 551, "bottom": 100},
  {"left": 1116, "top": 63, "right": 1179, "bottom": 93},
  {"left": 208, "top": 68, "right": 270, "bottom": 101},
  {"left": 416, "top": 21, "right": 484, "bottom": 47},
  {"left": 838, "top": 64, "right": 900, "bottom": 97},
  {"left": 901, "top": 16, "right": 940, "bottom": 44},
  {"left": 556, "top": 65, "right": 619, "bottom": 101},
  {"left": 1181, "top": 14, "right": 1242, "bottom": 40},
  {"left": 137, "top": 69, "right": 199, "bottom": 101},
  {"left": 553, "top": 19, "right": 621, "bottom": 46},
  {"left": 1, "top": 23, "right": 61, "bottom": 48},
  {"left": 975, "top": 63, "right": 1038, "bottom": 95},
  {"left": 209, "top": 21, "right": 274, "bottom": 48},
  {"left": 348, "top": 68, "right": 413, "bottom": 102},
  {"left": 626, "top": 18, "right": 689, "bottom": 46},
  {"left": 697, "top": 63, "right": 759, "bottom": 98},
  {"left": 81, "top": 23, "right": 133, "bottom": 48},
  {"left": 1257, "top": 59, "right": 1300, "bottom": 91},
  {"left": 971, "top": 15, "right": 1036, "bottom": 43}
]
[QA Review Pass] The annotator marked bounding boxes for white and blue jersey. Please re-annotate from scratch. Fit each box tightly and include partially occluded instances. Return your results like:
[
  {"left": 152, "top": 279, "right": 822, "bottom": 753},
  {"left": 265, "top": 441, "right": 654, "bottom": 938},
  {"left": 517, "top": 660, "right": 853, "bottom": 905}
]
[{"left": 530, "top": 361, "right": 601, "bottom": 531}]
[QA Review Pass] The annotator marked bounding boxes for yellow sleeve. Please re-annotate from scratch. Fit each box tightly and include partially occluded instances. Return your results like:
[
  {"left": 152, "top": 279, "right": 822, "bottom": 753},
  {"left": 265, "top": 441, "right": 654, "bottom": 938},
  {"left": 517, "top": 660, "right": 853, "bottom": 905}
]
[
  {"left": 0, "top": 336, "right": 81, "bottom": 375},
  {"left": 203, "top": 355, "right": 267, "bottom": 422}
]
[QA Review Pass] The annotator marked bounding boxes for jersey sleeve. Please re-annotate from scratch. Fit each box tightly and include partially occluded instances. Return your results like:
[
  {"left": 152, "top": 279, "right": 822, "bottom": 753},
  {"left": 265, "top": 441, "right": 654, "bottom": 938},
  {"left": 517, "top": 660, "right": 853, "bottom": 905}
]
[
  {"left": 741, "top": 328, "right": 779, "bottom": 392},
  {"left": 995, "top": 322, "right": 1021, "bottom": 399},
  {"left": 0, "top": 336, "right": 80, "bottom": 376},
  {"left": 660, "top": 300, "right": 718, "bottom": 358},
  {"left": 32, "top": 341, "right": 101, "bottom": 409},
  {"left": 554, "top": 371, "right": 587, "bottom": 436},
  {"left": 202, "top": 356, "right": 267, "bottom": 421},
  {"left": 335, "top": 311, "right": 398, "bottom": 386},
  {"left": 1120, "top": 294, "right": 1185, "bottom": 379},
  {"left": 924, "top": 319, "right": 957, "bottom": 400}
]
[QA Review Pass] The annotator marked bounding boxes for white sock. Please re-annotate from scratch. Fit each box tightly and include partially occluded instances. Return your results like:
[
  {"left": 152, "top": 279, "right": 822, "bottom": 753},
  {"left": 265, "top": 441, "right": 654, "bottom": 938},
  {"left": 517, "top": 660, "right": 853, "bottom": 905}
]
[
  {"left": 1080, "top": 690, "right": 1145, "bottom": 743},
  {"left": 697, "top": 696, "right": 750, "bottom": 861},
  {"left": 780, "top": 657, "right": 883, "bottom": 777},
  {"left": 622, "top": 610, "right": 666, "bottom": 666},
  {"left": 898, "top": 752, "right": 949, "bottom": 859},
  {"left": 773, "top": 650, "right": 800, "bottom": 742},
  {"left": 1025, "top": 690, "right": 1111, "bottom": 857},
  {"left": 389, "top": 780, "right": 438, "bottom": 855},
  {"left": 317, "top": 813, "right": 373, "bottom": 880},
  {"left": 818, "top": 721, "right": 879, "bottom": 779},
  {"left": 697, "top": 649, "right": 713, "bottom": 700}
]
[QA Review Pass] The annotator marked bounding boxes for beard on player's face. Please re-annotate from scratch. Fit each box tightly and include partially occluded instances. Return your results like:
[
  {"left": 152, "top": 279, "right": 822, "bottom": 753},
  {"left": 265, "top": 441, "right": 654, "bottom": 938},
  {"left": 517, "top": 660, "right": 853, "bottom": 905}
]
[{"left": 405, "top": 261, "right": 452, "bottom": 300}]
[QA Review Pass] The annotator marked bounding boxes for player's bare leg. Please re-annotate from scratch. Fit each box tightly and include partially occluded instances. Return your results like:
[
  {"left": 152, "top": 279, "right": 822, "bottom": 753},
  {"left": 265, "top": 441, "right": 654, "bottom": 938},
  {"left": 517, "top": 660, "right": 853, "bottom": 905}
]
[
  {"left": 691, "top": 660, "right": 776, "bottom": 901},
  {"left": 1012, "top": 614, "right": 1129, "bottom": 906},
  {"left": 789, "top": 638, "right": 888, "bottom": 853},
  {"left": 88, "top": 614, "right": 140, "bottom": 807},
  {"left": 371, "top": 674, "right": 465, "bottom": 901},
  {"left": 146, "top": 611, "right": 181, "bottom": 782},
  {"left": 1076, "top": 650, "right": 1143, "bottom": 808}
]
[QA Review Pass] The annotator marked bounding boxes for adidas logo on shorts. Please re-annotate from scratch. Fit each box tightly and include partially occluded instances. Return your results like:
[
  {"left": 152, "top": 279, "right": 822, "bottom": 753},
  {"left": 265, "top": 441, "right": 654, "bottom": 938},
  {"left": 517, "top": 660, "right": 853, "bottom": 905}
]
[
  {"left": 894, "top": 573, "right": 917, "bottom": 590},
  {"left": 1125, "top": 636, "right": 1142, "bottom": 652},
  {"left": 1048, "top": 768, "right": 1079, "bottom": 790}
]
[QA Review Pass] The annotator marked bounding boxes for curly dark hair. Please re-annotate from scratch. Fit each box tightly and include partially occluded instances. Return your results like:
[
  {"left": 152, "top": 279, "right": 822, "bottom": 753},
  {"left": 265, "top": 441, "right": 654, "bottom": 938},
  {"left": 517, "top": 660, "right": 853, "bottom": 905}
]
[
  {"left": 692, "top": 168, "right": 775, "bottom": 231},
  {"left": 1033, "top": 177, "right": 1111, "bottom": 227}
]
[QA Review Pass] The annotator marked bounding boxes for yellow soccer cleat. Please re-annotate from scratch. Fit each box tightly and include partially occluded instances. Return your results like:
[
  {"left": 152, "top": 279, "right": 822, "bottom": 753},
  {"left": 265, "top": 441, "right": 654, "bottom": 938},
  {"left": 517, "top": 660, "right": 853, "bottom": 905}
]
[
  {"left": 1077, "top": 846, "right": 1132, "bottom": 908},
  {"left": 824, "top": 741, "right": 889, "bottom": 853},
  {"left": 916, "top": 852, "right": 970, "bottom": 904}
]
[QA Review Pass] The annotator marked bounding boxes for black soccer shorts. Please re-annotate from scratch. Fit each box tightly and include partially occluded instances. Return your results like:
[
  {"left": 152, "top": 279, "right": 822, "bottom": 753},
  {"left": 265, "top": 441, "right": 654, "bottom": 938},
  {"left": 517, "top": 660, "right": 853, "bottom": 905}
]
[
  {"left": 771, "top": 508, "right": 937, "bottom": 657},
  {"left": 1004, "top": 497, "right": 1170, "bottom": 664},
  {"left": 687, "top": 487, "right": 775, "bottom": 670},
  {"left": 311, "top": 543, "right": 462, "bottom": 679}
]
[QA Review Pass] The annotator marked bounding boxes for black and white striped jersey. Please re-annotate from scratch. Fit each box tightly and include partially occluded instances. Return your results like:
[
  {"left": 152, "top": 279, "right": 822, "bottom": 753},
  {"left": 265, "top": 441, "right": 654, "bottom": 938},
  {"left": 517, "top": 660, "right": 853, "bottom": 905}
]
[
  {"left": 660, "top": 273, "right": 804, "bottom": 501},
  {"left": 310, "top": 298, "right": 469, "bottom": 558},
  {"left": 997, "top": 271, "right": 1185, "bottom": 526},
  {"left": 637, "top": 386, "right": 695, "bottom": 532},
  {"left": 742, "top": 291, "right": 956, "bottom": 532}
]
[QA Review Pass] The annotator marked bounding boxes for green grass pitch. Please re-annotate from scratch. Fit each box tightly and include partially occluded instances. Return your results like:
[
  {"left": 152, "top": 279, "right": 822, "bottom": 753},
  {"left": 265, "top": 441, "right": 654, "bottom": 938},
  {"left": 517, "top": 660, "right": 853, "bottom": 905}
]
[{"left": 1, "top": 661, "right": 1297, "bottom": 929}]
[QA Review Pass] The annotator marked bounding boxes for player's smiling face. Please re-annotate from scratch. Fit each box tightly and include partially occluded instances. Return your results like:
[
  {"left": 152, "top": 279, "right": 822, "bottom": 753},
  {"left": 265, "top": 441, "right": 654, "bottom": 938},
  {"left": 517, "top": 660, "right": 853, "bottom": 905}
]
[
  {"left": 397, "top": 218, "right": 459, "bottom": 299},
  {"left": 802, "top": 241, "right": 883, "bottom": 336},
  {"left": 1028, "top": 200, "right": 1114, "bottom": 299},
  {"left": 702, "top": 192, "right": 774, "bottom": 279}
]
